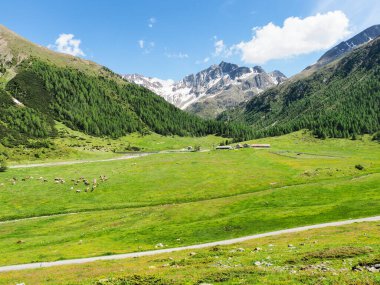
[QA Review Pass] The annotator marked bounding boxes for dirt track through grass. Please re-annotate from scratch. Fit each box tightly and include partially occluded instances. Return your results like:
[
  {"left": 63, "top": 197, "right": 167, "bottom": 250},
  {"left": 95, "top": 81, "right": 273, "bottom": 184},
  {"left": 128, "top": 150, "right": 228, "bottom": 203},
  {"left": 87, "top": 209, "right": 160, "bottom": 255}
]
[{"left": 1, "top": 215, "right": 379, "bottom": 272}]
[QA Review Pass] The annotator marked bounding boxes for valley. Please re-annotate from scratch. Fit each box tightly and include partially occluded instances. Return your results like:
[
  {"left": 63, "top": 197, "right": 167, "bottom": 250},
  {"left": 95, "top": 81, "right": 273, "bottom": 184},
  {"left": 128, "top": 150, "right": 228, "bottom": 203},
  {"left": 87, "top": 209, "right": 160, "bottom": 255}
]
[
  {"left": 0, "top": 132, "right": 379, "bottom": 279},
  {"left": 0, "top": 8, "right": 379, "bottom": 285}
]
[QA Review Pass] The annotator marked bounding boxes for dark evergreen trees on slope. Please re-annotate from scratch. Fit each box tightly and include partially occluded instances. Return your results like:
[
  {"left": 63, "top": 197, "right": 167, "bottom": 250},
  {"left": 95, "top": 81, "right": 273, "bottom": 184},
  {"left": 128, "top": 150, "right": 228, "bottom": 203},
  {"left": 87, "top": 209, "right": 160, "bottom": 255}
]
[
  {"left": 3, "top": 59, "right": 253, "bottom": 141},
  {"left": 218, "top": 38, "right": 380, "bottom": 139}
]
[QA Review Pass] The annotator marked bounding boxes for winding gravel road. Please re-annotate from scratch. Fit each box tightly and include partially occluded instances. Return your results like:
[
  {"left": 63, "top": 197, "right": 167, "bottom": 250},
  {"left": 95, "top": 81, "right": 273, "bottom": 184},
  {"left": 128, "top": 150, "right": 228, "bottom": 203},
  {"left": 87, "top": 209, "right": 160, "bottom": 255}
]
[
  {"left": 9, "top": 153, "right": 151, "bottom": 169},
  {"left": 0, "top": 215, "right": 379, "bottom": 273},
  {"left": 9, "top": 149, "right": 203, "bottom": 169}
]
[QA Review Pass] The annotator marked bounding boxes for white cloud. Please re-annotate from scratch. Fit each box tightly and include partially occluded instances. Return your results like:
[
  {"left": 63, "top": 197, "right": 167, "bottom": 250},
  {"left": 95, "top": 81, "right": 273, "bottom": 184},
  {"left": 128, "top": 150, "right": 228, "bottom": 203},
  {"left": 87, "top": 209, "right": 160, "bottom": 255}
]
[
  {"left": 48, "top": 33, "right": 85, "bottom": 57},
  {"left": 211, "top": 39, "right": 233, "bottom": 58},
  {"left": 195, "top": 57, "right": 210, "bottom": 64},
  {"left": 234, "top": 10, "right": 350, "bottom": 64},
  {"left": 165, "top": 52, "right": 189, "bottom": 59},
  {"left": 213, "top": 40, "right": 225, "bottom": 56},
  {"left": 148, "top": 17, "right": 156, "bottom": 28},
  {"left": 313, "top": 0, "right": 380, "bottom": 32},
  {"left": 139, "top": 41, "right": 155, "bottom": 54}
]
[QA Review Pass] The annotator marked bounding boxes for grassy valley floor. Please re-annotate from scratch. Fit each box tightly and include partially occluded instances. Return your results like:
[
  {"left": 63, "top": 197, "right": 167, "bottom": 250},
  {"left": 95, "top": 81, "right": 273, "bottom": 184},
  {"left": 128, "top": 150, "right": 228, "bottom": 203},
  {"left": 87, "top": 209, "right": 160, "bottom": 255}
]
[{"left": 0, "top": 131, "right": 379, "bottom": 283}]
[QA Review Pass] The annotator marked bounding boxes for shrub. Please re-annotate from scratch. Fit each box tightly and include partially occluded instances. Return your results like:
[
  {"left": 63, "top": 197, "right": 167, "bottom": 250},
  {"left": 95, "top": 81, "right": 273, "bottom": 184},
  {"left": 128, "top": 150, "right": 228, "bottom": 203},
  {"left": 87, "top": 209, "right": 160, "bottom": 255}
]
[
  {"left": 373, "top": 131, "right": 380, "bottom": 142},
  {"left": 0, "top": 159, "right": 7, "bottom": 172},
  {"left": 355, "top": 164, "right": 365, "bottom": 170}
]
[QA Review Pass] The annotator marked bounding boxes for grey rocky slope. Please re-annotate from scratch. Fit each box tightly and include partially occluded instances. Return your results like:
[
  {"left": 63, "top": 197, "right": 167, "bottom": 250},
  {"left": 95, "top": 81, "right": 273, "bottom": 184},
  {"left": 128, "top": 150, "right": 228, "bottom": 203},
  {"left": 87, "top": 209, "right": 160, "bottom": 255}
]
[
  {"left": 123, "top": 62, "right": 286, "bottom": 118},
  {"left": 305, "top": 24, "right": 380, "bottom": 71}
]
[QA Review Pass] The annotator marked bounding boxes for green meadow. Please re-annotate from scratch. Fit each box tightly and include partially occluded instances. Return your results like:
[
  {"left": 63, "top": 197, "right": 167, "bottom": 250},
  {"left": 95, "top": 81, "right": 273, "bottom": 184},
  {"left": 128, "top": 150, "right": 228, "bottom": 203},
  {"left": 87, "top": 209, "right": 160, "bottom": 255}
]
[
  {"left": 0, "top": 221, "right": 379, "bottom": 284},
  {"left": 0, "top": 131, "right": 379, "bottom": 271},
  {"left": 5, "top": 122, "right": 224, "bottom": 165}
]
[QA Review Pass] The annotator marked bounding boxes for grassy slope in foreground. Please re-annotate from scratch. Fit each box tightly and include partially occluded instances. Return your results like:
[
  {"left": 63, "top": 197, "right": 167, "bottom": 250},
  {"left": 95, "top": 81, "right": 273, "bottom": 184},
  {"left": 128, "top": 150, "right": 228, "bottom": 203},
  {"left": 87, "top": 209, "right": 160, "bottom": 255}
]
[
  {"left": 0, "top": 132, "right": 379, "bottom": 266},
  {"left": 0, "top": 221, "right": 379, "bottom": 284}
]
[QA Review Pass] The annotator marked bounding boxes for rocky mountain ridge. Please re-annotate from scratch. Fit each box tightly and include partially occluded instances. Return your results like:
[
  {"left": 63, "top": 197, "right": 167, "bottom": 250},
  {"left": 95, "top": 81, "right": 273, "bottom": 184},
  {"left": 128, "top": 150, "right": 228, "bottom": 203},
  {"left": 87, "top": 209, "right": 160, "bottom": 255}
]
[
  {"left": 305, "top": 24, "right": 380, "bottom": 70},
  {"left": 123, "top": 62, "right": 286, "bottom": 118}
]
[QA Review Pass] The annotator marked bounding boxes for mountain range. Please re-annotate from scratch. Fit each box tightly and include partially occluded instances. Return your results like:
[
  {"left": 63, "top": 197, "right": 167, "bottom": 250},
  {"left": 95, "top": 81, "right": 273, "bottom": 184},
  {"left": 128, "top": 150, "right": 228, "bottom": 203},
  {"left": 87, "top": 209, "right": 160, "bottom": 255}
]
[
  {"left": 0, "top": 24, "right": 250, "bottom": 144},
  {"left": 123, "top": 63, "right": 286, "bottom": 118},
  {"left": 0, "top": 23, "right": 379, "bottom": 144},
  {"left": 124, "top": 25, "right": 380, "bottom": 120}
]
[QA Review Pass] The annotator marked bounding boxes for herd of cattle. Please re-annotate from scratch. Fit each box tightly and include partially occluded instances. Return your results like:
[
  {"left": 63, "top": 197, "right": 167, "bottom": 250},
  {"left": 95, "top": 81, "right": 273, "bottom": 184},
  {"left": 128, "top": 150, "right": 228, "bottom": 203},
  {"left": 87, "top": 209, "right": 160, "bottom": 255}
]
[{"left": 0, "top": 174, "right": 109, "bottom": 193}]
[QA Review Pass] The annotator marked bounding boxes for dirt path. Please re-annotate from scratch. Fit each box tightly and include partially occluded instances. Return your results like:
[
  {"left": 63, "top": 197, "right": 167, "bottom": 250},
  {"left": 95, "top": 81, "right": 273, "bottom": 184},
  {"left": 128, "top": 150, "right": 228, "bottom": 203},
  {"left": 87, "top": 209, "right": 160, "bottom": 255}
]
[
  {"left": 0, "top": 215, "right": 379, "bottom": 272},
  {"left": 9, "top": 153, "right": 151, "bottom": 169},
  {"left": 9, "top": 149, "right": 205, "bottom": 169}
]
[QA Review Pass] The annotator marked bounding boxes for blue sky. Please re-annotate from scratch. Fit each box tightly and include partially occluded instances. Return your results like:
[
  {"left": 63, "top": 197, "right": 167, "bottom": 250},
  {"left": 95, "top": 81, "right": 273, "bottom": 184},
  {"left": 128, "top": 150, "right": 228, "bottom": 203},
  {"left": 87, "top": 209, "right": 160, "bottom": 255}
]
[{"left": 1, "top": 0, "right": 379, "bottom": 80}]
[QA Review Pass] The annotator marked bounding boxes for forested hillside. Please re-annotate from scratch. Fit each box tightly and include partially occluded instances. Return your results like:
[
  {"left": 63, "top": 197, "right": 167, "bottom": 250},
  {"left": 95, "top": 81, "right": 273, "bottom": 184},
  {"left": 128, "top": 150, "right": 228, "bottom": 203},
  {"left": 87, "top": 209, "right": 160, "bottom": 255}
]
[
  {"left": 0, "top": 25, "right": 254, "bottom": 145},
  {"left": 218, "top": 37, "right": 380, "bottom": 139},
  {"left": 1, "top": 59, "right": 254, "bottom": 144}
]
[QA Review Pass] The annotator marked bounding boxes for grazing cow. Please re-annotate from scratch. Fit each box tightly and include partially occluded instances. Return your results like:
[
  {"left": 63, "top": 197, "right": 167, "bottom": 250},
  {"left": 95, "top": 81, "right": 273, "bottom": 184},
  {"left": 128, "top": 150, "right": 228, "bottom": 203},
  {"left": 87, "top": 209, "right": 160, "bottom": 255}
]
[{"left": 100, "top": 175, "right": 108, "bottom": 182}]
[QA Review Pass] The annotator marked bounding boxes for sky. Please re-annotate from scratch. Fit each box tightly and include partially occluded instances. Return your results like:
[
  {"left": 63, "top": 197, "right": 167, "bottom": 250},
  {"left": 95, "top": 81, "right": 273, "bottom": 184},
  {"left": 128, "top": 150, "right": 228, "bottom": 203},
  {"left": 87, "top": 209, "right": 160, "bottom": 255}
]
[{"left": 1, "top": 0, "right": 379, "bottom": 80}]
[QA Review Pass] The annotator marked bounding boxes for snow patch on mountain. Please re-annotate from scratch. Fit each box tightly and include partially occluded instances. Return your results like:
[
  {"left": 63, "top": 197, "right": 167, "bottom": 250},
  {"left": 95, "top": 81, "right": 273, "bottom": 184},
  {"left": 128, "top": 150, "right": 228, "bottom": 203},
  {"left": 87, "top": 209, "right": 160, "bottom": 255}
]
[{"left": 123, "top": 61, "right": 286, "bottom": 115}]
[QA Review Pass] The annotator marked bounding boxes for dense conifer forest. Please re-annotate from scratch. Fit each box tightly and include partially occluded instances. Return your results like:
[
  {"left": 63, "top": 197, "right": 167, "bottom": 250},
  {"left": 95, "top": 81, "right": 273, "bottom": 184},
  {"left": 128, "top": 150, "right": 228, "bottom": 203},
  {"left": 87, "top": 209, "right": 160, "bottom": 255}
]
[
  {"left": 218, "top": 38, "right": 380, "bottom": 139},
  {"left": 1, "top": 59, "right": 253, "bottom": 144}
]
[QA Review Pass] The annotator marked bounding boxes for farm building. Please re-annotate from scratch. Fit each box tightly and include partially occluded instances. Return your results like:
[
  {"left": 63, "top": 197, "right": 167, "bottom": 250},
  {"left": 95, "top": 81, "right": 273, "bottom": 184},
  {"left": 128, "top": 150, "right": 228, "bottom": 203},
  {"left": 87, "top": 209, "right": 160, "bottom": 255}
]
[
  {"left": 251, "top": 144, "right": 270, "bottom": 148},
  {"left": 216, "top": 145, "right": 234, "bottom": 150}
]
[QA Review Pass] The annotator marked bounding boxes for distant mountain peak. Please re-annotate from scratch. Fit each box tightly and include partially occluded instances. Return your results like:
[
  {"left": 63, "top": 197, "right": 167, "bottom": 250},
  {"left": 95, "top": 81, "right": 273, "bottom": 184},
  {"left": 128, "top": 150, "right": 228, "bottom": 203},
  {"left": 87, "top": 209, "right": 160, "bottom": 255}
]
[{"left": 123, "top": 62, "right": 286, "bottom": 118}]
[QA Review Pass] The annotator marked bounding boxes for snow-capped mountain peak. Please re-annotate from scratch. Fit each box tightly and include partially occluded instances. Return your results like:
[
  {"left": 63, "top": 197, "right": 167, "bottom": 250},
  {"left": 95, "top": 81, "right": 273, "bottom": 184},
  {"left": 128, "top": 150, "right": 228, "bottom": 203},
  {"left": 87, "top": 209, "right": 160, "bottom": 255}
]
[{"left": 122, "top": 61, "right": 286, "bottom": 117}]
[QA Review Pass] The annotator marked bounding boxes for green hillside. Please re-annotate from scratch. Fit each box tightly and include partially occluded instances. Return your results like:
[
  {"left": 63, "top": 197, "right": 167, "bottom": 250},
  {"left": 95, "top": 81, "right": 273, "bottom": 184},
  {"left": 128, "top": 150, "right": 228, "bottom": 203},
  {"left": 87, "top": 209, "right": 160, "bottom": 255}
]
[
  {"left": 218, "top": 37, "right": 380, "bottom": 139},
  {"left": 0, "top": 25, "right": 251, "bottom": 147}
]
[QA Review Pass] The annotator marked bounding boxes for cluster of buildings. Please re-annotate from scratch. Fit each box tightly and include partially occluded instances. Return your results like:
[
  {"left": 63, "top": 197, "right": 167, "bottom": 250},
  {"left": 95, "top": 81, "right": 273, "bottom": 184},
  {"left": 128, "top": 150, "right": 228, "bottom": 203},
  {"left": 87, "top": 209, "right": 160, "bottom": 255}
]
[{"left": 216, "top": 144, "right": 270, "bottom": 150}]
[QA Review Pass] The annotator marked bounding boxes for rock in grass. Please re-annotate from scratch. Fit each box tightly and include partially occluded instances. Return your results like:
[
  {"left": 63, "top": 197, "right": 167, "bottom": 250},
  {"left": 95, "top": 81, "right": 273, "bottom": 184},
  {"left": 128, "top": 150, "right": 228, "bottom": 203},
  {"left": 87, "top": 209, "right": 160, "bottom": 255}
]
[{"left": 254, "top": 261, "right": 261, "bottom": 266}]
